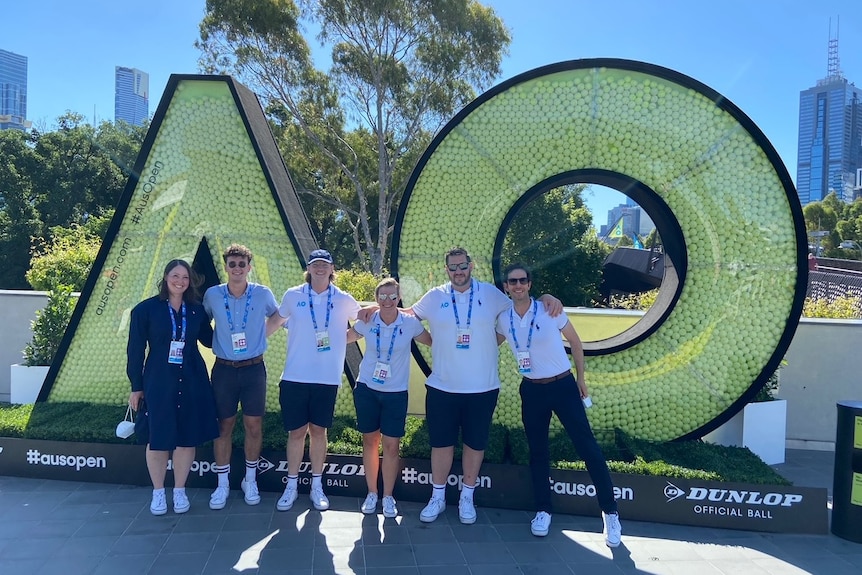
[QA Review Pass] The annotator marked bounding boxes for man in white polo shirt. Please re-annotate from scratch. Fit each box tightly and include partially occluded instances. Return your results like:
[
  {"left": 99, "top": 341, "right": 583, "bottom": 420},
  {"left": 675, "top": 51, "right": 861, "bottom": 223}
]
[
  {"left": 496, "top": 262, "right": 621, "bottom": 546},
  {"left": 397, "top": 247, "right": 561, "bottom": 524},
  {"left": 266, "top": 249, "right": 360, "bottom": 512}
]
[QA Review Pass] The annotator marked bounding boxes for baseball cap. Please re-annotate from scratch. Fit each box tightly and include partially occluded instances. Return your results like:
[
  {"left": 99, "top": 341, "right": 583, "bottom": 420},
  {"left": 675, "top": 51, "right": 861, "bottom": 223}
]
[{"left": 307, "top": 249, "right": 333, "bottom": 265}]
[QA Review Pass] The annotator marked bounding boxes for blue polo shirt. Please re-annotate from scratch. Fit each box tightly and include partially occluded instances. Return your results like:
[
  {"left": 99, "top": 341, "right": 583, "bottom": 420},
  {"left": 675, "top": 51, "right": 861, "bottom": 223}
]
[{"left": 203, "top": 282, "right": 279, "bottom": 360}]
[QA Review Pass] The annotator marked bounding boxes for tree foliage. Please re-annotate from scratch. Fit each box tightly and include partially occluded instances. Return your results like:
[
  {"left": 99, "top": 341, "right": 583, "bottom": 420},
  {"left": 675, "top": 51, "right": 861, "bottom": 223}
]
[
  {"left": 803, "top": 193, "right": 862, "bottom": 259},
  {"left": 0, "top": 115, "right": 143, "bottom": 289},
  {"left": 23, "top": 284, "right": 75, "bottom": 367},
  {"left": 197, "top": 0, "right": 511, "bottom": 273},
  {"left": 501, "top": 185, "right": 608, "bottom": 307},
  {"left": 25, "top": 215, "right": 111, "bottom": 291}
]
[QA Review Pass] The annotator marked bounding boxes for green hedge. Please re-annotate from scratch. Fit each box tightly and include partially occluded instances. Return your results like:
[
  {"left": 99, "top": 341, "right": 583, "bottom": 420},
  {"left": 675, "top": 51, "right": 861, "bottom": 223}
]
[{"left": 0, "top": 402, "right": 788, "bottom": 485}]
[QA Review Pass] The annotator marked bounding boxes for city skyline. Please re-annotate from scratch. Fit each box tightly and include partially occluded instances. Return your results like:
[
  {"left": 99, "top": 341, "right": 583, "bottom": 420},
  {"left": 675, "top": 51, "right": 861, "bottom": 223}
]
[
  {"left": 0, "top": 48, "right": 29, "bottom": 131},
  {"left": 3, "top": 1, "right": 862, "bottom": 223}
]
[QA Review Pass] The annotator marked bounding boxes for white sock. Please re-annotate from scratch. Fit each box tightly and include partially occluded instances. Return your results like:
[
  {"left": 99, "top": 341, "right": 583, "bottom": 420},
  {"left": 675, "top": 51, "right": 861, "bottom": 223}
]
[
  {"left": 215, "top": 464, "right": 230, "bottom": 488},
  {"left": 287, "top": 475, "right": 298, "bottom": 489},
  {"left": 312, "top": 474, "right": 323, "bottom": 489},
  {"left": 461, "top": 482, "right": 475, "bottom": 502},
  {"left": 245, "top": 460, "right": 257, "bottom": 483},
  {"left": 432, "top": 483, "right": 446, "bottom": 500}
]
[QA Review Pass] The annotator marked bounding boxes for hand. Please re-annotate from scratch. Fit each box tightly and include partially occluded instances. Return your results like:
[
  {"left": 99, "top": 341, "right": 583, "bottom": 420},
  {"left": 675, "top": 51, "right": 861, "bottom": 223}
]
[
  {"left": 129, "top": 391, "right": 144, "bottom": 410},
  {"left": 577, "top": 380, "right": 588, "bottom": 399},
  {"left": 538, "top": 293, "right": 563, "bottom": 317}
]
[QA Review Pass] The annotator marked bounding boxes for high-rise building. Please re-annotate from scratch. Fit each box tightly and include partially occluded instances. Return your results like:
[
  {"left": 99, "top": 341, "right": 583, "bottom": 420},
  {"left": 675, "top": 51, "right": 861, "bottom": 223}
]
[
  {"left": 796, "top": 29, "right": 862, "bottom": 205},
  {"left": 0, "top": 49, "right": 30, "bottom": 131},
  {"left": 114, "top": 66, "right": 149, "bottom": 126}
]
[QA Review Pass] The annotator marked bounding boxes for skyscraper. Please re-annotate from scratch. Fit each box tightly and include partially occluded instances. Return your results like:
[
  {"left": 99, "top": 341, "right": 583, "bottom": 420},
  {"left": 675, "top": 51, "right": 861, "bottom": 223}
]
[
  {"left": 114, "top": 66, "right": 149, "bottom": 126},
  {"left": 0, "top": 49, "right": 30, "bottom": 131},
  {"left": 796, "top": 30, "right": 862, "bottom": 205}
]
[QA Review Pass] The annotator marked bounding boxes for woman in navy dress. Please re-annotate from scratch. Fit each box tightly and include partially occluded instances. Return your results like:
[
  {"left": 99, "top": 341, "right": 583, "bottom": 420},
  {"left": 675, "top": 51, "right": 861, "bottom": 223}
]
[{"left": 127, "top": 259, "right": 219, "bottom": 516}]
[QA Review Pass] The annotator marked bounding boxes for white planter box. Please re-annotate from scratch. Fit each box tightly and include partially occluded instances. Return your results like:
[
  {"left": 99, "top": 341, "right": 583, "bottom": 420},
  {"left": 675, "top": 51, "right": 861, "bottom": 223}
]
[
  {"left": 9, "top": 364, "right": 49, "bottom": 404},
  {"left": 703, "top": 400, "right": 787, "bottom": 465}
]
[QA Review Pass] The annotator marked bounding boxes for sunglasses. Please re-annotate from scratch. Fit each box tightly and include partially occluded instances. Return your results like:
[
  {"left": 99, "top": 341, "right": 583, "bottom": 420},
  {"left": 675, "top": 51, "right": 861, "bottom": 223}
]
[
  {"left": 447, "top": 262, "right": 470, "bottom": 272},
  {"left": 506, "top": 277, "right": 530, "bottom": 285},
  {"left": 377, "top": 293, "right": 399, "bottom": 301},
  {"left": 227, "top": 261, "right": 248, "bottom": 269}
]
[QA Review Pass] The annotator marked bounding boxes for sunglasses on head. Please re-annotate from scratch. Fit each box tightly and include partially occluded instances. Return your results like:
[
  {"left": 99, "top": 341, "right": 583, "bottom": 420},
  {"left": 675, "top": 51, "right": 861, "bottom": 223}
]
[
  {"left": 377, "top": 293, "right": 399, "bottom": 301},
  {"left": 447, "top": 262, "right": 470, "bottom": 272},
  {"left": 506, "top": 277, "right": 530, "bottom": 285},
  {"left": 227, "top": 261, "right": 248, "bottom": 269}
]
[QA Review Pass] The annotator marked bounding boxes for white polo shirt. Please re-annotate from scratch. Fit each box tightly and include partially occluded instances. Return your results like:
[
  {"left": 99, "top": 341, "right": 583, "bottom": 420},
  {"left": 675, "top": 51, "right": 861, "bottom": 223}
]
[
  {"left": 496, "top": 299, "right": 572, "bottom": 379},
  {"left": 412, "top": 279, "right": 511, "bottom": 393},
  {"left": 276, "top": 283, "right": 360, "bottom": 385},
  {"left": 353, "top": 311, "right": 425, "bottom": 393}
]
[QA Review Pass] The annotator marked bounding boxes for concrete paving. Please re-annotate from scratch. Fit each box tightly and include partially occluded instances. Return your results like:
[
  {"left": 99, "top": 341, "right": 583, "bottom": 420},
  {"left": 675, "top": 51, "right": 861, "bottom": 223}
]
[{"left": 0, "top": 448, "right": 858, "bottom": 574}]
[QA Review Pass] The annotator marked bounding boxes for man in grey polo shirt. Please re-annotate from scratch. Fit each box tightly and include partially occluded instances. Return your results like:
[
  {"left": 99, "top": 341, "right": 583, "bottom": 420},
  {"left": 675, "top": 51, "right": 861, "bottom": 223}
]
[{"left": 203, "top": 244, "right": 279, "bottom": 509}]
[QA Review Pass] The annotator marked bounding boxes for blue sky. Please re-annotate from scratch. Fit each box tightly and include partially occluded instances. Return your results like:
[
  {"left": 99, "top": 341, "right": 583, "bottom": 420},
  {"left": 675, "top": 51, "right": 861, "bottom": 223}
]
[{"left": 4, "top": 1, "right": 861, "bottom": 225}]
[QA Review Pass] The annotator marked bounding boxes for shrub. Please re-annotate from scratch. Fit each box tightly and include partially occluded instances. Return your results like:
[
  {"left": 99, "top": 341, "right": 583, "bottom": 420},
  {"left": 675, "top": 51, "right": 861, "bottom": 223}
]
[
  {"left": 26, "top": 224, "right": 101, "bottom": 291},
  {"left": 334, "top": 269, "right": 382, "bottom": 302},
  {"left": 22, "top": 285, "right": 75, "bottom": 367},
  {"left": 609, "top": 288, "right": 658, "bottom": 310},
  {"left": 802, "top": 296, "right": 862, "bottom": 319}
]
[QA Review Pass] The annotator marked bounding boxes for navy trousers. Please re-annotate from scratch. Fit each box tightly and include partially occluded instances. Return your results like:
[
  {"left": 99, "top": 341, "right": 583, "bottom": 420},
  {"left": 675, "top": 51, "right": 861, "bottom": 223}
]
[{"left": 519, "top": 373, "right": 618, "bottom": 514}]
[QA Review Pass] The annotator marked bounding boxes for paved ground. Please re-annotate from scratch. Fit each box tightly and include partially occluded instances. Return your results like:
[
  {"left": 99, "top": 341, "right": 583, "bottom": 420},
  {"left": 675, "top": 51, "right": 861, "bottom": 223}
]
[{"left": 0, "top": 448, "right": 859, "bottom": 575}]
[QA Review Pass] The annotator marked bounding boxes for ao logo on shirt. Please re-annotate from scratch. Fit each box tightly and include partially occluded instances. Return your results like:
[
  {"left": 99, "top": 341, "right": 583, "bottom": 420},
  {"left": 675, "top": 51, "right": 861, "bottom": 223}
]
[
  {"left": 439, "top": 302, "right": 449, "bottom": 308},
  {"left": 296, "top": 301, "right": 307, "bottom": 307}
]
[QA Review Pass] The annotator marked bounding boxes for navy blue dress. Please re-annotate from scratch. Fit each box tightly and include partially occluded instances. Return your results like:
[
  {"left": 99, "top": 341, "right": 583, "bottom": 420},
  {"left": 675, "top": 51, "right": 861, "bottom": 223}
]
[{"left": 127, "top": 296, "right": 219, "bottom": 450}]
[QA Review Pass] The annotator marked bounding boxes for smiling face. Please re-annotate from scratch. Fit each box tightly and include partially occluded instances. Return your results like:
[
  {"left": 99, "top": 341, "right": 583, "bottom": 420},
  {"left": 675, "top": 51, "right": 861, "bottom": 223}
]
[
  {"left": 445, "top": 253, "right": 473, "bottom": 291},
  {"left": 164, "top": 263, "right": 190, "bottom": 299},
  {"left": 225, "top": 255, "right": 251, "bottom": 284},
  {"left": 504, "top": 267, "right": 532, "bottom": 303}
]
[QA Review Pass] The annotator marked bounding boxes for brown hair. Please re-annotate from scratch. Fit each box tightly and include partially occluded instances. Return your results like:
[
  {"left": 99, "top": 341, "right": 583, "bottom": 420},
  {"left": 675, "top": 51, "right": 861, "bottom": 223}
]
[
  {"left": 445, "top": 246, "right": 471, "bottom": 264},
  {"left": 223, "top": 243, "right": 253, "bottom": 264}
]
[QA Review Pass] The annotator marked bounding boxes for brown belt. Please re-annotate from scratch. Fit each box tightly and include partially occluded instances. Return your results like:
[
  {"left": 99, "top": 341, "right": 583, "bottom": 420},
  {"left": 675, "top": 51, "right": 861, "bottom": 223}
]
[
  {"left": 215, "top": 355, "right": 264, "bottom": 368},
  {"left": 525, "top": 371, "right": 571, "bottom": 385}
]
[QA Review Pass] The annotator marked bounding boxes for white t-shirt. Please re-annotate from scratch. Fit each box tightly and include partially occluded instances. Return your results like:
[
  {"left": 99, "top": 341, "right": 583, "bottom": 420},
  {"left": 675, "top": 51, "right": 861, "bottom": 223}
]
[
  {"left": 496, "top": 298, "right": 572, "bottom": 379},
  {"left": 412, "top": 279, "right": 511, "bottom": 393},
  {"left": 276, "top": 283, "right": 360, "bottom": 385},
  {"left": 353, "top": 311, "right": 425, "bottom": 393}
]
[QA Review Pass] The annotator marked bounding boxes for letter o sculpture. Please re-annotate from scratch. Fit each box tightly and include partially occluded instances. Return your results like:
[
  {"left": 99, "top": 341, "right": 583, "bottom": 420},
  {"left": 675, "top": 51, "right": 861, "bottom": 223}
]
[{"left": 391, "top": 59, "right": 806, "bottom": 441}]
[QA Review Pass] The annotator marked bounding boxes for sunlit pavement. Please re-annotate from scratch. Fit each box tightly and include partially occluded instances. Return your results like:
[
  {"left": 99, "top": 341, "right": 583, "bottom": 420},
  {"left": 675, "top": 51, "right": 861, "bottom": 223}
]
[{"left": 0, "top": 449, "right": 859, "bottom": 574}]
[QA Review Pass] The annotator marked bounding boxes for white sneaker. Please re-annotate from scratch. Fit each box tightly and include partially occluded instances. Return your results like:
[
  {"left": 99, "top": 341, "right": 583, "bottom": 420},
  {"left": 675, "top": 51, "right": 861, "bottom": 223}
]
[
  {"left": 530, "top": 511, "right": 551, "bottom": 537},
  {"left": 241, "top": 478, "right": 261, "bottom": 505},
  {"left": 209, "top": 485, "right": 230, "bottom": 510},
  {"left": 276, "top": 485, "right": 298, "bottom": 511},
  {"left": 172, "top": 489, "right": 190, "bottom": 514},
  {"left": 382, "top": 496, "right": 398, "bottom": 518},
  {"left": 420, "top": 497, "right": 446, "bottom": 523},
  {"left": 150, "top": 490, "right": 167, "bottom": 516},
  {"left": 603, "top": 511, "right": 622, "bottom": 547},
  {"left": 458, "top": 496, "right": 477, "bottom": 524},
  {"left": 361, "top": 492, "right": 378, "bottom": 514},
  {"left": 310, "top": 485, "right": 330, "bottom": 511}
]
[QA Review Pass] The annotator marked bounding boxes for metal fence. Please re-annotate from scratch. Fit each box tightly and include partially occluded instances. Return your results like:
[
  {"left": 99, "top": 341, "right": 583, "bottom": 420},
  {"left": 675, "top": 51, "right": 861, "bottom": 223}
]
[{"left": 806, "top": 270, "right": 862, "bottom": 303}]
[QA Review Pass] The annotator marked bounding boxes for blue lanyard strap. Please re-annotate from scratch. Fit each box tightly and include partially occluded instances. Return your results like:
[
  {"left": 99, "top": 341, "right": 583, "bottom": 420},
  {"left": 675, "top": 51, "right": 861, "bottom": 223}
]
[
  {"left": 450, "top": 280, "right": 474, "bottom": 329},
  {"left": 167, "top": 301, "right": 187, "bottom": 342},
  {"left": 308, "top": 285, "right": 332, "bottom": 331},
  {"left": 509, "top": 299, "right": 537, "bottom": 351},
  {"left": 374, "top": 312, "right": 399, "bottom": 363},
  {"left": 223, "top": 285, "right": 253, "bottom": 332}
]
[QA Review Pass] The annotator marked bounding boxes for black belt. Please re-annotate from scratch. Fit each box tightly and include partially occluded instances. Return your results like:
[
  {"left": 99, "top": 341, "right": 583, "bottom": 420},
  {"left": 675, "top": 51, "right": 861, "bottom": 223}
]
[
  {"left": 215, "top": 355, "right": 264, "bottom": 368},
  {"left": 525, "top": 371, "right": 571, "bottom": 385}
]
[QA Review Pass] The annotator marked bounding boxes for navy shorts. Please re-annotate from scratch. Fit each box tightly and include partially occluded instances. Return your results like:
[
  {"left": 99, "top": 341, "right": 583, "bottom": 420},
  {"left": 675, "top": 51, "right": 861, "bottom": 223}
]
[
  {"left": 425, "top": 385, "right": 499, "bottom": 450},
  {"left": 279, "top": 380, "right": 339, "bottom": 431},
  {"left": 353, "top": 381, "right": 408, "bottom": 438},
  {"left": 211, "top": 360, "right": 267, "bottom": 419}
]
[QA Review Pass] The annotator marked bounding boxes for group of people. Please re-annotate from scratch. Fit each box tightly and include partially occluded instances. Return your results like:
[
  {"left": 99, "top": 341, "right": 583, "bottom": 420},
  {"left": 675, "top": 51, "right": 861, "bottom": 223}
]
[{"left": 127, "top": 244, "right": 622, "bottom": 545}]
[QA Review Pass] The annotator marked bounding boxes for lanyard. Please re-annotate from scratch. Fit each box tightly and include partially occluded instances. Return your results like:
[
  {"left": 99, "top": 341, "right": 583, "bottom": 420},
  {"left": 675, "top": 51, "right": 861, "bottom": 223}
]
[
  {"left": 223, "top": 285, "right": 253, "bottom": 332},
  {"left": 308, "top": 284, "right": 332, "bottom": 331},
  {"left": 374, "top": 312, "right": 399, "bottom": 363},
  {"left": 167, "top": 301, "right": 187, "bottom": 342},
  {"left": 450, "top": 280, "right": 474, "bottom": 330},
  {"left": 509, "top": 299, "right": 538, "bottom": 351}
]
